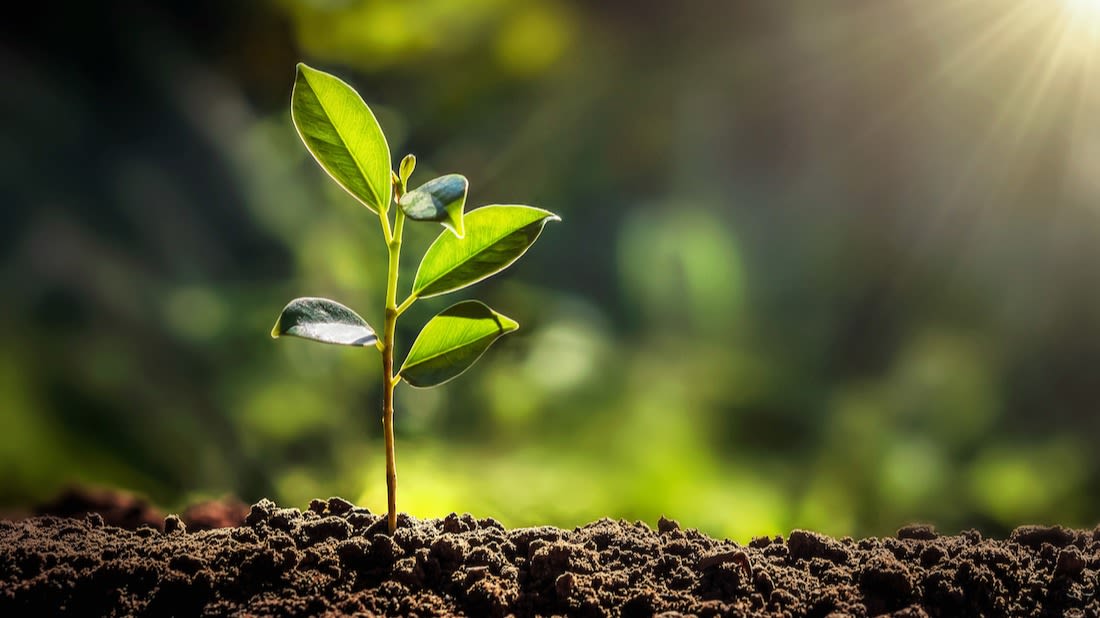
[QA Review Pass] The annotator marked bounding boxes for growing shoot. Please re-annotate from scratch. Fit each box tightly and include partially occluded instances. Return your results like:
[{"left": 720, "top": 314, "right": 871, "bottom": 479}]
[{"left": 272, "top": 63, "right": 559, "bottom": 533}]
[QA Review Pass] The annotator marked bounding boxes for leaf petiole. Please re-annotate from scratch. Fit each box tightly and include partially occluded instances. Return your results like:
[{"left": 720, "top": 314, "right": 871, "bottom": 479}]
[
  {"left": 378, "top": 205, "right": 393, "bottom": 244},
  {"left": 395, "top": 294, "right": 417, "bottom": 318}
]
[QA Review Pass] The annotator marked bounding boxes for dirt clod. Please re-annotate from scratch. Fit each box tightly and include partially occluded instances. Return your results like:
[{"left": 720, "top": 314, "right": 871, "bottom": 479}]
[
  {"left": 1055, "top": 547, "right": 1087, "bottom": 578},
  {"left": 163, "top": 514, "right": 186, "bottom": 534},
  {"left": 657, "top": 516, "right": 680, "bottom": 534},
  {"left": 698, "top": 549, "right": 752, "bottom": 577},
  {"left": 2, "top": 499, "right": 1098, "bottom": 617},
  {"left": 1010, "top": 524, "right": 1075, "bottom": 549},
  {"left": 897, "top": 523, "right": 937, "bottom": 541},
  {"left": 788, "top": 529, "right": 850, "bottom": 564}
]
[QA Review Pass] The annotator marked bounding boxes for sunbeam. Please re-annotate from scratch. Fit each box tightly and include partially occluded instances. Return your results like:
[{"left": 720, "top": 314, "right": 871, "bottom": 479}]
[{"left": 1062, "top": 0, "right": 1100, "bottom": 22}]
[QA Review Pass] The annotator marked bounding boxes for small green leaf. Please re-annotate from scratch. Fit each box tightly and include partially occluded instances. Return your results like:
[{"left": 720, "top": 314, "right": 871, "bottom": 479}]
[
  {"left": 399, "top": 154, "right": 416, "bottom": 188},
  {"left": 292, "top": 63, "right": 391, "bottom": 212},
  {"left": 412, "top": 205, "right": 559, "bottom": 298},
  {"left": 399, "top": 300, "right": 518, "bottom": 388},
  {"left": 398, "top": 174, "right": 468, "bottom": 238},
  {"left": 272, "top": 297, "right": 378, "bottom": 347}
]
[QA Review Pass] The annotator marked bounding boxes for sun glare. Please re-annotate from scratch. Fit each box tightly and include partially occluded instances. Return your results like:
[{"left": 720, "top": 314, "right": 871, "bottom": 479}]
[
  {"left": 862, "top": 0, "right": 1100, "bottom": 218},
  {"left": 1062, "top": 0, "right": 1100, "bottom": 19},
  {"left": 1061, "top": 0, "right": 1100, "bottom": 39}
]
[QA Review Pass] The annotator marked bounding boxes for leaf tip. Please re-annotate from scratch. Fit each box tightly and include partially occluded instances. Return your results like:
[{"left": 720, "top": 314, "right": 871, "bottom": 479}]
[{"left": 484, "top": 303, "right": 520, "bottom": 333}]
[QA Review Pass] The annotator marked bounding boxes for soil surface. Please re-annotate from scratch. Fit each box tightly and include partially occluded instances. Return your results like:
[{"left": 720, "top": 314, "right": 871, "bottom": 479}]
[
  {"left": 30, "top": 487, "right": 251, "bottom": 532},
  {"left": 2, "top": 496, "right": 1098, "bottom": 617}
]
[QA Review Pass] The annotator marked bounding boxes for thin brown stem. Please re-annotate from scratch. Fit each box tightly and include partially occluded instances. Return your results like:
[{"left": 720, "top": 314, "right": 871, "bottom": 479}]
[{"left": 381, "top": 307, "right": 398, "bottom": 534}]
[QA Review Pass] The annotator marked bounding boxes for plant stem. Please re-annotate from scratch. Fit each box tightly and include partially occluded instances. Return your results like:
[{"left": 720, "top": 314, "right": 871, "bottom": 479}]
[
  {"left": 381, "top": 208, "right": 405, "bottom": 534},
  {"left": 395, "top": 294, "right": 417, "bottom": 317}
]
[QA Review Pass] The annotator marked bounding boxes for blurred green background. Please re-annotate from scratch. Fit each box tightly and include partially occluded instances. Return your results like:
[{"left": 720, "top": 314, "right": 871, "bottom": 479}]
[{"left": 3, "top": 0, "right": 1100, "bottom": 541}]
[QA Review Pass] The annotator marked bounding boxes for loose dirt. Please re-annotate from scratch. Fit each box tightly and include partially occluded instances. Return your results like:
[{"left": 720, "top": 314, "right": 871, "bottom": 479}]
[{"left": 2, "top": 496, "right": 1098, "bottom": 616}]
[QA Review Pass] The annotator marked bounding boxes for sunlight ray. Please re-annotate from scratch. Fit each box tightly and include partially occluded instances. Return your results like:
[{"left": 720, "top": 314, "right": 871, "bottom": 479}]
[
  {"left": 1008, "top": 10, "right": 1079, "bottom": 154},
  {"left": 854, "top": 0, "right": 1039, "bottom": 144},
  {"left": 909, "top": 3, "right": 1088, "bottom": 278},
  {"left": 1061, "top": 0, "right": 1100, "bottom": 22}
]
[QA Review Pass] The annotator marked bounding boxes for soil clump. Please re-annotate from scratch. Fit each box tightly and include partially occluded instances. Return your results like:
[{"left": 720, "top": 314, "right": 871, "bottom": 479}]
[{"left": 2, "top": 497, "right": 1098, "bottom": 616}]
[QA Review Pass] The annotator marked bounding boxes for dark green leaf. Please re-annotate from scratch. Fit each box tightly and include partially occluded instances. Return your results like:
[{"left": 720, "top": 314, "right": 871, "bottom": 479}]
[
  {"left": 291, "top": 63, "right": 391, "bottom": 212},
  {"left": 272, "top": 297, "right": 378, "bottom": 347},
  {"left": 412, "top": 205, "right": 559, "bottom": 298},
  {"left": 399, "top": 300, "right": 518, "bottom": 388},
  {"left": 398, "top": 174, "right": 468, "bottom": 238}
]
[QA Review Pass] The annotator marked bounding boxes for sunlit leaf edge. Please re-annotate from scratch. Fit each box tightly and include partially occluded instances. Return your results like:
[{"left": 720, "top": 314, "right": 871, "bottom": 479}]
[
  {"left": 291, "top": 63, "right": 392, "bottom": 213},
  {"left": 398, "top": 300, "right": 519, "bottom": 388},
  {"left": 411, "top": 205, "right": 560, "bottom": 299},
  {"left": 272, "top": 296, "right": 379, "bottom": 347}
]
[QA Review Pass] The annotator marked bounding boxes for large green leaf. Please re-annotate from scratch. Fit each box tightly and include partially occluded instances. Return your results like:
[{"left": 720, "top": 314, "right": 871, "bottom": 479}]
[
  {"left": 399, "top": 300, "right": 518, "bottom": 388},
  {"left": 412, "top": 205, "right": 559, "bottom": 298},
  {"left": 271, "top": 297, "right": 378, "bottom": 347},
  {"left": 291, "top": 63, "right": 391, "bottom": 212},
  {"left": 398, "top": 174, "right": 468, "bottom": 238}
]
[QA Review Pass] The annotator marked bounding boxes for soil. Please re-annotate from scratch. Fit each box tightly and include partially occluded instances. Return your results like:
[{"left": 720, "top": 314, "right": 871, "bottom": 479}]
[
  {"left": 2, "top": 495, "right": 1098, "bottom": 617},
  {"left": 30, "top": 487, "right": 251, "bottom": 532}
]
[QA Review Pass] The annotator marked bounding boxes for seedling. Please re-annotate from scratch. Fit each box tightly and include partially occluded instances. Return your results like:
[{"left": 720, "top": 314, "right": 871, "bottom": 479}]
[{"left": 271, "top": 64, "right": 559, "bottom": 533}]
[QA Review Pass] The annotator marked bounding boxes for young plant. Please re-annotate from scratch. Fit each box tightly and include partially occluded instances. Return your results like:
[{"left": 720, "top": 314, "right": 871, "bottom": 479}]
[{"left": 271, "top": 64, "right": 559, "bottom": 533}]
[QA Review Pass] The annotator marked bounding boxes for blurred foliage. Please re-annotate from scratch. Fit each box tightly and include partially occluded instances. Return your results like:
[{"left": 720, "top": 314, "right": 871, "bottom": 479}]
[{"left": 3, "top": 0, "right": 1100, "bottom": 541}]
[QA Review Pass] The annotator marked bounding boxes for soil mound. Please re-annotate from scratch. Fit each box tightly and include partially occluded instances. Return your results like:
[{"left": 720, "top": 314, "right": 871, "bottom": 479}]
[{"left": 2, "top": 498, "right": 1097, "bottom": 616}]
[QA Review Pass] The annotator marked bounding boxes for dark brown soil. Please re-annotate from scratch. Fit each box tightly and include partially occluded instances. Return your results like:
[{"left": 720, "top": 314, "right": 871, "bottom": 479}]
[
  {"left": 29, "top": 487, "right": 251, "bottom": 532},
  {"left": 2, "top": 497, "right": 1098, "bottom": 617}
]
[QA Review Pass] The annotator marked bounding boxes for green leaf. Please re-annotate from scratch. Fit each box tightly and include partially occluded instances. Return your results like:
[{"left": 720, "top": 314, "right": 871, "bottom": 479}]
[
  {"left": 412, "top": 205, "right": 559, "bottom": 298},
  {"left": 291, "top": 63, "right": 391, "bottom": 213},
  {"left": 272, "top": 297, "right": 378, "bottom": 347},
  {"left": 399, "top": 154, "right": 416, "bottom": 189},
  {"left": 399, "top": 300, "right": 518, "bottom": 388},
  {"left": 398, "top": 174, "right": 468, "bottom": 238}
]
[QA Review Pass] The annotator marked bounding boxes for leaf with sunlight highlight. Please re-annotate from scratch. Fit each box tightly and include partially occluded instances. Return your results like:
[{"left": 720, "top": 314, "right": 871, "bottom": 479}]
[
  {"left": 399, "top": 300, "right": 518, "bottom": 388},
  {"left": 291, "top": 63, "right": 391, "bottom": 212},
  {"left": 412, "top": 205, "right": 559, "bottom": 298},
  {"left": 272, "top": 297, "right": 378, "bottom": 347}
]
